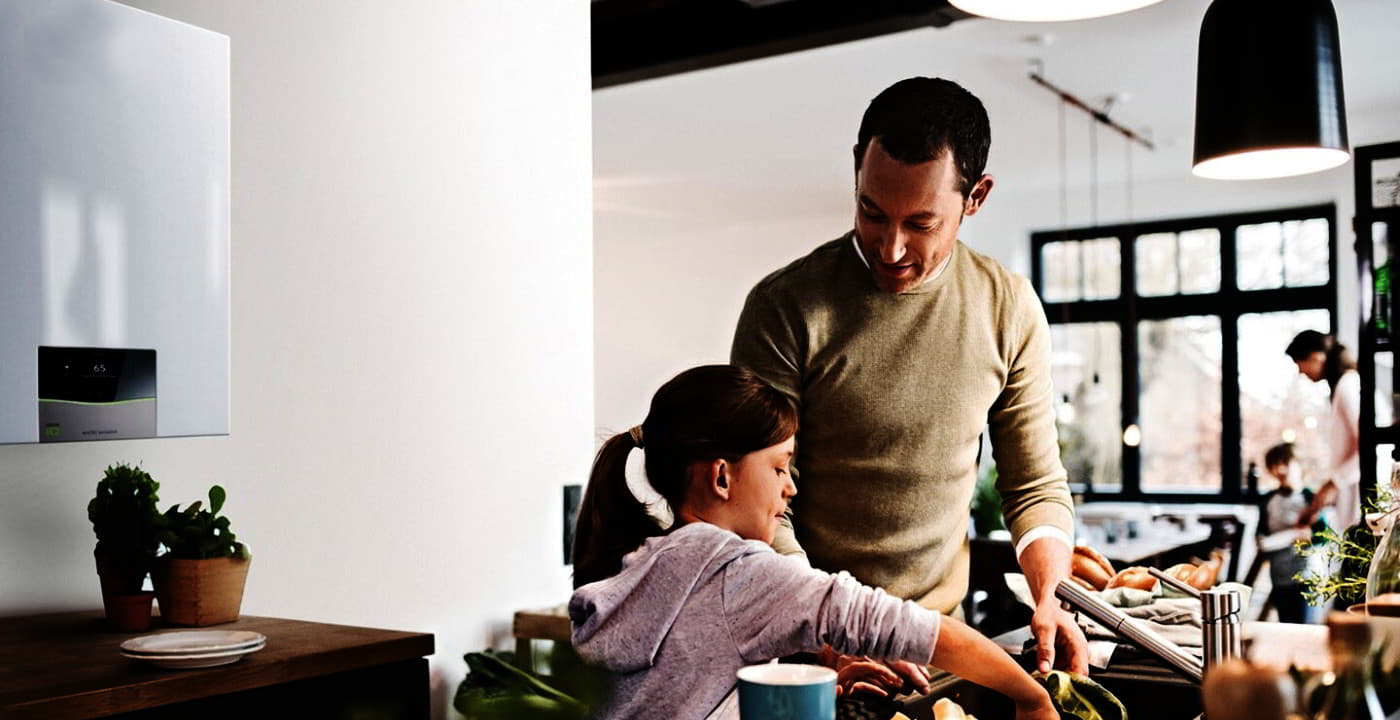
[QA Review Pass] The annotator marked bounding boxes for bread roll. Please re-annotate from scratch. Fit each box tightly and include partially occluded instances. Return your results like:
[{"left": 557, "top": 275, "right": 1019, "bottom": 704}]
[
  {"left": 1166, "top": 563, "right": 1198, "bottom": 582},
  {"left": 1074, "top": 544, "right": 1116, "bottom": 576},
  {"left": 1106, "top": 566, "right": 1157, "bottom": 591},
  {"left": 1188, "top": 557, "right": 1221, "bottom": 590},
  {"left": 1073, "top": 553, "right": 1114, "bottom": 590},
  {"left": 1069, "top": 574, "right": 1098, "bottom": 591},
  {"left": 933, "top": 698, "right": 967, "bottom": 720},
  {"left": 1072, "top": 544, "right": 1116, "bottom": 590}
]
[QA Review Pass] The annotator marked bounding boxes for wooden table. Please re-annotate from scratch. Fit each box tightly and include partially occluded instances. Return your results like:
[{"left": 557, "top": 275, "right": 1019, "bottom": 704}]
[
  {"left": 0, "top": 611, "right": 434, "bottom": 719},
  {"left": 512, "top": 605, "right": 571, "bottom": 670}
]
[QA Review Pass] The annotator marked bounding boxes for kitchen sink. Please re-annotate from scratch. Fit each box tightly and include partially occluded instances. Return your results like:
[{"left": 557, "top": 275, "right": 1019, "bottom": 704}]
[{"left": 890, "top": 661, "right": 1203, "bottom": 720}]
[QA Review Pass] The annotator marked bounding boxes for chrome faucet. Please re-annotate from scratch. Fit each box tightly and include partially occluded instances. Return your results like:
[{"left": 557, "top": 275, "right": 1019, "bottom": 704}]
[
  {"left": 1054, "top": 569, "right": 1244, "bottom": 683},
  {"left": 1147, "top": 567, "right": 1243, "bottom": 672},
  {"left": 1055, "top": 579, "right": 1203, "bottom": 682}
]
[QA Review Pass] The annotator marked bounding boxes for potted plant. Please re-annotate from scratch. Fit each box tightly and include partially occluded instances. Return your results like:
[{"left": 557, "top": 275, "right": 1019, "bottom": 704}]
[
  {"left": 152, "top": 485, "right": 251, "bottom": 626},
  {"left": 88, "top": 463, "right": 162, "bottom": 630}
]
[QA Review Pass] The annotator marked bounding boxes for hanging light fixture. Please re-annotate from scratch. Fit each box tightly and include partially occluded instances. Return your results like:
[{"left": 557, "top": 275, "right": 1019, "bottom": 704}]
[
  {"left": 1192, "top": 0, "right": 1349, "bottom": 180},
  {"left": 948, "top": 0, "right": 1164, "bottom": 23}
]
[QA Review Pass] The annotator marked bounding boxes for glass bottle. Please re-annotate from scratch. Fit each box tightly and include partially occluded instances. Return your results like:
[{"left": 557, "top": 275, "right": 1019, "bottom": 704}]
[
  {"left": 1311, "top": 613, "right": 1384, "bottom": 720},
  {"left": 1364, "top": 464, "right": 1400, "bottom": 612}
]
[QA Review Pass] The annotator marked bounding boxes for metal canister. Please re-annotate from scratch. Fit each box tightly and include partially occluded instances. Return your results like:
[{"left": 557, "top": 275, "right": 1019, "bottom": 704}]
[{"left": 1201, "top": 587, "right": 1242, "bottom": 671}]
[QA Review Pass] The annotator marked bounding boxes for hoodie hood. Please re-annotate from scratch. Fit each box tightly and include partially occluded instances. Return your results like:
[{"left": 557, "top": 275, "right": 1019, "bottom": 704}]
[{"left": 569, "top": 523, "right": 760, "bottom": 673}]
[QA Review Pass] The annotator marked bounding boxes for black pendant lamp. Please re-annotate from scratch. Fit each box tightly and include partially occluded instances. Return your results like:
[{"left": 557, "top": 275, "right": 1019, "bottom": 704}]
[{"left": 1192, "top": 0, "right": 1349, "bottom": 180}]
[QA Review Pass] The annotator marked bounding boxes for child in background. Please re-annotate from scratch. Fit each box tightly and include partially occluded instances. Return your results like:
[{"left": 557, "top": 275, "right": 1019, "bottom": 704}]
[
  {"left": 568, "top": 365, "right": 1056, "bottom": 720},
  {"left": 1257, "top": 442, "right": 1332, "bottom": 623}
]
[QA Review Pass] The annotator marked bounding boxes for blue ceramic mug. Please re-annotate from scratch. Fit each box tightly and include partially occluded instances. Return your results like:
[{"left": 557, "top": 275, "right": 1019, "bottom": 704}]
[{"left": 736, "top": 663, "right": 837, "bottom": 720}]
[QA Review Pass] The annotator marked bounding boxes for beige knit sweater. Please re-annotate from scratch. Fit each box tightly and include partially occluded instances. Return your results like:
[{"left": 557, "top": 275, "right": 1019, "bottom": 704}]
[{"left": 731, "top": 234, "right": 1074, "bottom": 613}]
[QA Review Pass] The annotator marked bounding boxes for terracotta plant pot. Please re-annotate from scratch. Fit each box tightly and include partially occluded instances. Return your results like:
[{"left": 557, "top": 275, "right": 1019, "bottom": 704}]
[
  {"left": 153, "top": 556, "right": 251, "bottom": 626},
  {"left": 104, "top": 591, "right": 156, "bottom": 632},
  {"left": 95, "top": 549, "right": 154, "bottom": 630},
  {"left": 95, "top": 549, "right": 149, "bottom": 595}
]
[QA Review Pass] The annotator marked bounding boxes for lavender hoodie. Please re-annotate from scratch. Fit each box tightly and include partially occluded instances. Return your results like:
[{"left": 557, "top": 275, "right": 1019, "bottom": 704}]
[{"left": 569, "top": 522, "right": 940, "bottom": 719}]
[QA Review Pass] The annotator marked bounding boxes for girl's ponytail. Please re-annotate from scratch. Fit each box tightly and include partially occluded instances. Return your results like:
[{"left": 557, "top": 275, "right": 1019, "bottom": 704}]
[{"left": 571, "top": 431, "right": 663, "bottom": 589}]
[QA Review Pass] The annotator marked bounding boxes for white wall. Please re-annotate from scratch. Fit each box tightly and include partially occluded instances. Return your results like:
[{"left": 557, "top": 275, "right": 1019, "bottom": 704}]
[{"left": 0, "top": 2, "right": 593, "bottom": 717}]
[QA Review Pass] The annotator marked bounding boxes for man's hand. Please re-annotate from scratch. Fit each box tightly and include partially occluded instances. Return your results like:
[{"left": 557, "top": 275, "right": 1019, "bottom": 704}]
[
  {"left": 1030, "top": 597, "right": 1089, "bottom": 675},
  {"left": 1019, "top": 536, "right": 1090, "bottom": 675}
]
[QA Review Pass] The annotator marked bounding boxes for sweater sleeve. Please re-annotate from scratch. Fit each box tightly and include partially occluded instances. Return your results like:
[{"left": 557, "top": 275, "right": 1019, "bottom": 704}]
[
  {"left": 990, "top": 276, "right": 1075, "bottom": 547},
  {"left": 720, "top": 548, "right": 939, "bottom": 666},
  {"left": 732, "top": 283, "right": 808, "bottom": 559}
]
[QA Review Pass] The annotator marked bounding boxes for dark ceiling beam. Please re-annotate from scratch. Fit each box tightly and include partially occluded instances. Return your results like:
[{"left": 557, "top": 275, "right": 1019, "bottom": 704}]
[{"left": 592, "top": 0, "right": 968, "bottom": 89}]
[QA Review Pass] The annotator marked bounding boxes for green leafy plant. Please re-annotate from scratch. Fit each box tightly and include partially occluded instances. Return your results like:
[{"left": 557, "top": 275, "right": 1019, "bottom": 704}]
[
  {"left": 157, "top": 485, "right": 249, "bottom": 560},
  {"left": 1295, "top": 490, "right": 1393, "bottom": 606},
  {"left": 88, "top": 463, "right": 162, "bottom": 559},
  {"left": 971, "top": 465, "right": 1005, "bottom": 537},
  {"left": 454, "top": 650, "right": 591, "bottom": 720}
]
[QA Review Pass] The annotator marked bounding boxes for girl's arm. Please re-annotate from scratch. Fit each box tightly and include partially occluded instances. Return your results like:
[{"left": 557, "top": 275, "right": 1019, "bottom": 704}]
[
  {"left": 724, "top": 549, "right": 1055, "bottom": 718},
  {"left": 931, "top": 614, "right": 1055, "bottom": 719}
]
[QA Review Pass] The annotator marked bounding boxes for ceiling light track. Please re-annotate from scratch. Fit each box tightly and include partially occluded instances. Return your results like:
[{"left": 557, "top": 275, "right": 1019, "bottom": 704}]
[{"left": 1029, "top": 69, "right": 1154, "bottom": 152}]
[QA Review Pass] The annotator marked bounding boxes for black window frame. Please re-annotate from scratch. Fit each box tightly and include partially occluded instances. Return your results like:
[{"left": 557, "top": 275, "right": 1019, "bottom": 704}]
[{"left": 1031, "top": 203, "right": 1338, "bottom": 503}]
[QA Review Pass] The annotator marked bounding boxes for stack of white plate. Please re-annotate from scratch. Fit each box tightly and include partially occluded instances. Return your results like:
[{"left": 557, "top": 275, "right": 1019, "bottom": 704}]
[{"left": 120, "top": 630, "right": 267, "bottom": 669}]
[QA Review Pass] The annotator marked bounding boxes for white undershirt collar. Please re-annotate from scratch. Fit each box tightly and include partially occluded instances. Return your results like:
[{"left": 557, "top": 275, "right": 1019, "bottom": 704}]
[{"left": 849, "top": 234, "right": 953, "bottom": 287}]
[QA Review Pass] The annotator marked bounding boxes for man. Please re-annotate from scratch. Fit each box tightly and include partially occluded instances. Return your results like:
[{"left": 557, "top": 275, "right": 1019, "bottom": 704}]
[{"left": 730, "top": 77, "right": 1087, "bottom": 687}]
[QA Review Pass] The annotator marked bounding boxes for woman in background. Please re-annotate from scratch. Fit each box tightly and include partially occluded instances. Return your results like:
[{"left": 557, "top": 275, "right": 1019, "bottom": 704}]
[{"left": 1285, "top": 330, "right": 1360, "bottom": 529}]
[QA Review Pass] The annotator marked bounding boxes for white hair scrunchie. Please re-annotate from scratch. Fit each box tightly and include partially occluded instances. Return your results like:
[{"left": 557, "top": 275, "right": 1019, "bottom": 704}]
[{"left": 622, "top": 424, "right": 673, "bottom": 528}]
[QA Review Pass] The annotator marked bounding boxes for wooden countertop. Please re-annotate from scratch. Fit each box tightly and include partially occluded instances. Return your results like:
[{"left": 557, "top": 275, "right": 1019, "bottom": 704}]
[{"left": 0, "top": 611, "right": 435, "bottom": 719}]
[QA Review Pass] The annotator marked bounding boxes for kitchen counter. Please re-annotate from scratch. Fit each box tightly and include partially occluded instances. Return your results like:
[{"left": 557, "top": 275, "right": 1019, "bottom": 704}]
[
  {"left": 892, "top": 621, "right": 1334, "bottom": 720},
  {"left": 0, "top": 610, "right": 434, "bottom": 719}
]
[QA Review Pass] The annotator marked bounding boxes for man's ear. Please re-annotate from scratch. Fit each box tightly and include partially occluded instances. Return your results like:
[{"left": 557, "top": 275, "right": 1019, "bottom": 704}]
[{"left": 963, "top": 173, "right": 995, "bottom": 217}]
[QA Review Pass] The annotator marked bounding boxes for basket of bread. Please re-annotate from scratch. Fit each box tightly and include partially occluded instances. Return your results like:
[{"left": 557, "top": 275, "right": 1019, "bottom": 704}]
[{"left": 1071, "top": 544, "right": 1224, "bottom": 593}]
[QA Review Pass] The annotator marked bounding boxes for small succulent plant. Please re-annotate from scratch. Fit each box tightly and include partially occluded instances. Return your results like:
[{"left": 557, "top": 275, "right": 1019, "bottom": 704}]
[{"left": 157, "top": 485, "right": 249, "bottom": 560}]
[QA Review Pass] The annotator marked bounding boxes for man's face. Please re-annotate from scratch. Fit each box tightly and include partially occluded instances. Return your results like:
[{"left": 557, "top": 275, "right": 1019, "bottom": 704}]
[{"left": 853, "top": 138, "right": 992, "bottom": 294}]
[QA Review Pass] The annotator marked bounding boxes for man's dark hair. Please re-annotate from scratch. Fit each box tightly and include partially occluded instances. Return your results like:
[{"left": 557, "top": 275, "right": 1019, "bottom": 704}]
[
  {"left": 854, "top": 77, "right": 991, "bottom": 197},
  {"left": 1264, "top": 442, "right": 1295, "bottom": 470}
]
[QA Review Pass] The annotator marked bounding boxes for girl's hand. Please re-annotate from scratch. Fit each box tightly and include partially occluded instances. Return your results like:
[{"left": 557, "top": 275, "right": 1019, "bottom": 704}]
[{"left": 834, "top": 658, "right": 900, "bottom": 697}]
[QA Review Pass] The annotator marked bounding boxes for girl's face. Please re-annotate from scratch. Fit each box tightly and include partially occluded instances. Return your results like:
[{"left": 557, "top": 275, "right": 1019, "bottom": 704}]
[{"left": 727, "top": 436, "right": 797, "bottom": 544}]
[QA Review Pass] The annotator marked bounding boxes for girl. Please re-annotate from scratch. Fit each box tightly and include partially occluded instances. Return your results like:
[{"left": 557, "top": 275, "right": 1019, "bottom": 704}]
[{"left": 569, "top": 365, "right": 1056, "bottom": 720}]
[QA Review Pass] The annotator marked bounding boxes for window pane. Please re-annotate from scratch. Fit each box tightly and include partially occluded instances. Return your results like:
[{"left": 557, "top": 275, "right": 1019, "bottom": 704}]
[
  {"left": 1179, "top": 229, "right": 1222, "bottom": 294},
  {"left": 1139, "top": 316, "right": 1222, "bottom": 492},
  {"left": 1380, "top": 445, "right": 1396, "bottom": 506},
  {"left": 1375, "top": 158, "right": 1400, "bottom": 209},
  {"left": 1050, "top": 323, "right": 1123, "bottom": 492},
  {"left": 1282, "top": 218, "right": 1329, "bottom": 287},
  {"left": 1042, "top": 241, "right": 1080, "bottom": 302},
  {"left": 1136, "top": 233, "right": 1177, "bottom": 297},
  {"left": 1237, "top": 222, "right": 1285, "bottom": 290},
  {"left": 1238, "top": 310, "right": 1333, "bottom": 491},
  {"left": 1082, "top": 238, "right": 1120, "bottom": 300}
]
